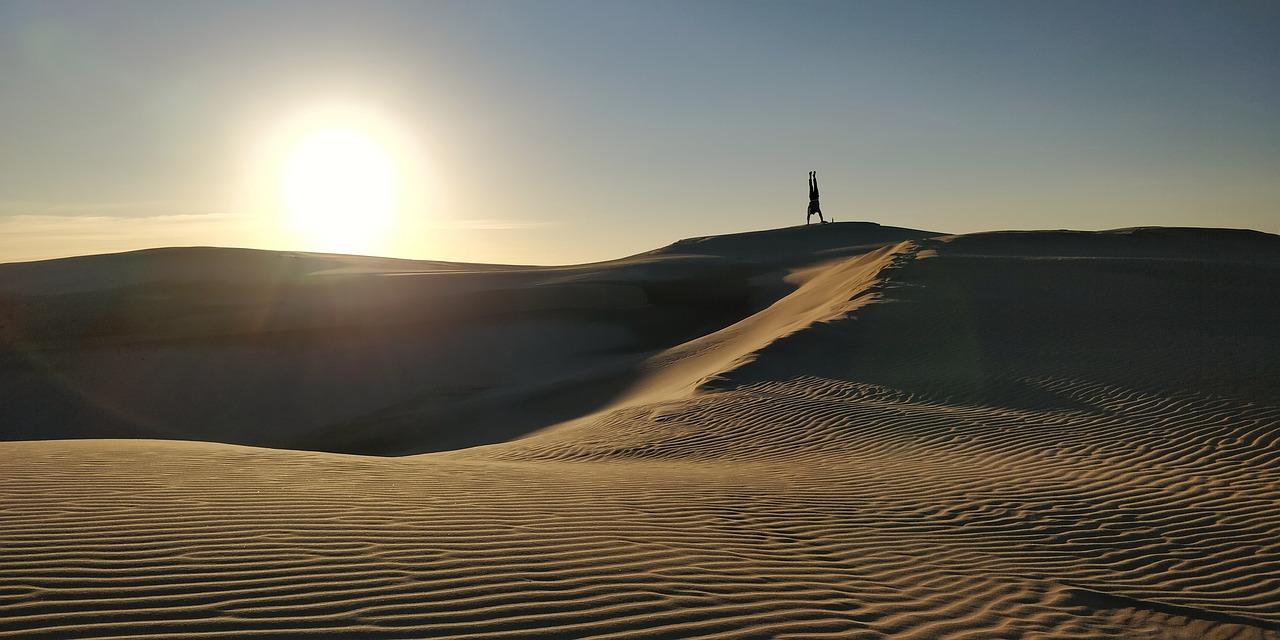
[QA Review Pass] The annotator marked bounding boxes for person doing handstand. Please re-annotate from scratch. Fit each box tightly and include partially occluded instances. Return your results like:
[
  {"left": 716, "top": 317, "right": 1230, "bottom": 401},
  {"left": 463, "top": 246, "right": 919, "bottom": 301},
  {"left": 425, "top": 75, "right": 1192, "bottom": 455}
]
[{"left": 807, "top": 170, "right": 825, "bottom": 224}]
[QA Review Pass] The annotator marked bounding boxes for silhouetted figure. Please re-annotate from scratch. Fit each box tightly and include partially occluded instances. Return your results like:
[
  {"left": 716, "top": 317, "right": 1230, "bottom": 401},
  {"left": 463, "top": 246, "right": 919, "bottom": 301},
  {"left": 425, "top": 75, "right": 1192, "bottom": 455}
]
[{"left": 807, "top": 171, "right": 825, "bottom": 224}]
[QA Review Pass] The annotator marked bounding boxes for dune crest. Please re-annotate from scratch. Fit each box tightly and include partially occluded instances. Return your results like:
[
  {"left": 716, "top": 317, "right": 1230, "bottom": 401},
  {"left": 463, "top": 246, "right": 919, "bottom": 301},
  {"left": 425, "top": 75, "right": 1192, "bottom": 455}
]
[{"left": 2, "top": 224, "right": 1278, "bottom": 638}]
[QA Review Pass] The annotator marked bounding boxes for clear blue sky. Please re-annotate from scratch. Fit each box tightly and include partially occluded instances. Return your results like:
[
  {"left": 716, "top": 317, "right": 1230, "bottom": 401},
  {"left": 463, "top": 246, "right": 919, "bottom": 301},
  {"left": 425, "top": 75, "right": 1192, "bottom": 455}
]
[{"left": 2, "top": 0, "right": 1277, "bottom": 264}]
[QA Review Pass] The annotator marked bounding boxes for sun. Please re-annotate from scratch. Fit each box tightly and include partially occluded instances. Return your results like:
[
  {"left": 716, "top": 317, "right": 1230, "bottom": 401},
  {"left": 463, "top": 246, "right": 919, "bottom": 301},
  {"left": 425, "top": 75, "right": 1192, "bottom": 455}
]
[{"left": 278, "top": 128, "right": 399, "bottom": 254}]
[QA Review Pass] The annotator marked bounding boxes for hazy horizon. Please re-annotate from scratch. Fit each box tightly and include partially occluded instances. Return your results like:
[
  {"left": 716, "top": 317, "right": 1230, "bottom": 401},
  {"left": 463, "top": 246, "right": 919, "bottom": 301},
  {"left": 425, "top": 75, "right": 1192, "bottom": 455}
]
[{"left": 2, "top": 0, "right": 1278, "bottom": 265}]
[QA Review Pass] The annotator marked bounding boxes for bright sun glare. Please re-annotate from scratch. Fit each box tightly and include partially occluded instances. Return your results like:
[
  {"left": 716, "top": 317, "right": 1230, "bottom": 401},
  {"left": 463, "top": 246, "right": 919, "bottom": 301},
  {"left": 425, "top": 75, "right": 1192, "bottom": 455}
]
[{"left": 278, "top": 128, "right": 400, "bottom": 254}]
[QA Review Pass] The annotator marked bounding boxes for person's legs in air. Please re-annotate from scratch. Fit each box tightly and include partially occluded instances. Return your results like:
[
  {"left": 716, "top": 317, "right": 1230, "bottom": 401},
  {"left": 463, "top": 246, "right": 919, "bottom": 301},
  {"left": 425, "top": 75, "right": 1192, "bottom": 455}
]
[{"left": 808, "top": 171, "right": 823, "bottom": 223}]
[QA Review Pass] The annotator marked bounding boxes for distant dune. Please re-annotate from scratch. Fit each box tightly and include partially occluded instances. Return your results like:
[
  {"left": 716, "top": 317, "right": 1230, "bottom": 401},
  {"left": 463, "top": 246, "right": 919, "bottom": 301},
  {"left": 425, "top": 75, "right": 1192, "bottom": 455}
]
[{"left": 2, "top": 223, "right": 1278, "bottom": 639}]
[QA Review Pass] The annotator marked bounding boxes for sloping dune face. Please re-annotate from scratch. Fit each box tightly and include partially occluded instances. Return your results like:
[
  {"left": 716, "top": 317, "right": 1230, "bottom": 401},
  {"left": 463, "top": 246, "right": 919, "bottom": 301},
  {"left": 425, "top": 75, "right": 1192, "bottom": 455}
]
[
  {"left": 0, "top": 223, "right": 935, "bottom": 453},
  {"left": 3, "top": 226, "right": 1279, "bottom": 639}
]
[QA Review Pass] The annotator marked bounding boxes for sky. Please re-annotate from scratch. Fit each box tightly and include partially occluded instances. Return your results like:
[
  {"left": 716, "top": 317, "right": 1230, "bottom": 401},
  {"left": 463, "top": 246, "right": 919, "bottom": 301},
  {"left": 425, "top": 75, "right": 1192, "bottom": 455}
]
[{"left": 1, "top": 0, "right": 1277, "bottom": 265}]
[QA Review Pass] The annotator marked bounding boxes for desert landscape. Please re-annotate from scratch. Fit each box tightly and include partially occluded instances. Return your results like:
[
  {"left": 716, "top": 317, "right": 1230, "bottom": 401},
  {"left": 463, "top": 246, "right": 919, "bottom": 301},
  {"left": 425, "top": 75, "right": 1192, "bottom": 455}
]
[{"left": 2, "top": 222, "right": 1278, "bottom": 639}]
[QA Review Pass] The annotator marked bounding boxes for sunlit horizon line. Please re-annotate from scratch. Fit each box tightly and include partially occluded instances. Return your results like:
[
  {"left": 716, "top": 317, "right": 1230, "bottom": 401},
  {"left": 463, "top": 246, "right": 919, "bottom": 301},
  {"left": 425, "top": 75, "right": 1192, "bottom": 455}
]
[{"left": 8, "top": 216, "right": 1278, "bottom": 270}]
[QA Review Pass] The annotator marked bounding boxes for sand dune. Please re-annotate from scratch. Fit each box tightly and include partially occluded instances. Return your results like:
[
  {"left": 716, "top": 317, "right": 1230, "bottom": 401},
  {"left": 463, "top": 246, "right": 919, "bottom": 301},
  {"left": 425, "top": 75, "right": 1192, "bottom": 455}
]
[{"left": 2, "top": 223, "right": 1278, "bottom": 638}]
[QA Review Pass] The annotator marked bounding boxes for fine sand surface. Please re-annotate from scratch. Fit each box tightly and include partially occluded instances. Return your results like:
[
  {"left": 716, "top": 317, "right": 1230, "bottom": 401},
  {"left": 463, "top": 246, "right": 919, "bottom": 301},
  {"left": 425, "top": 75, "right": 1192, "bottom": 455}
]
[{"left": 2, "top": 223, "right": 1278, "bottom": 638}]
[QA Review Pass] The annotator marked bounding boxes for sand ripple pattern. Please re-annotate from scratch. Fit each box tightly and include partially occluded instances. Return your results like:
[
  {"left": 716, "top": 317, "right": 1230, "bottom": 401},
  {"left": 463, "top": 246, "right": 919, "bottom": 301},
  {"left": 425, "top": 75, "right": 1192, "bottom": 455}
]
[{"left": 4, "top": 372, "right": 1278, "bottom": 638}]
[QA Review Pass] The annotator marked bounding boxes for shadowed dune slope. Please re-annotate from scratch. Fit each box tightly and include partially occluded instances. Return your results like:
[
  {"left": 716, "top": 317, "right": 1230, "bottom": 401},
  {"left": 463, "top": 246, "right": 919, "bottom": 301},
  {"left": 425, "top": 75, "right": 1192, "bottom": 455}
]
[
  {"left": 2, "top": 225, "right": 1278, "bottom": 639},
  {"left": 0, "top": 223, "right": 932, "bottom": 453}
]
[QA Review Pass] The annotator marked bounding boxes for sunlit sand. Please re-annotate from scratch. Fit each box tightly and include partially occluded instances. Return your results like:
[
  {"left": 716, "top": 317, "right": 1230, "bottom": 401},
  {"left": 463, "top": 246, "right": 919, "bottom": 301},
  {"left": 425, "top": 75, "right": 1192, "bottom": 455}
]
[{"left": 2, "top": 223, "right": 1278, "bottom": 638}]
